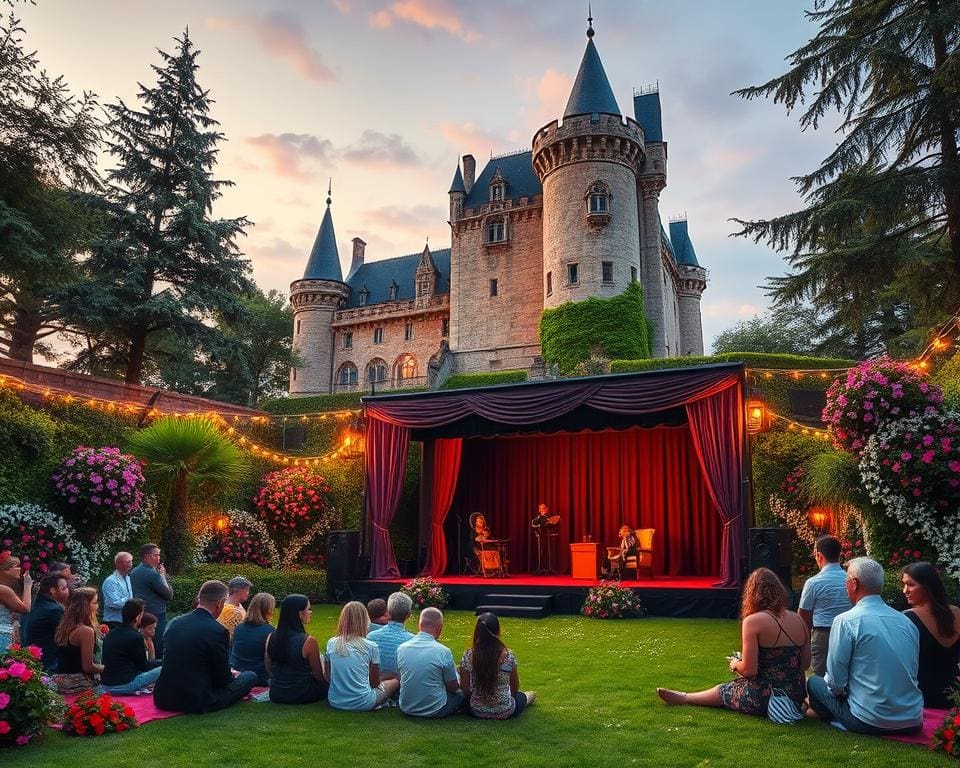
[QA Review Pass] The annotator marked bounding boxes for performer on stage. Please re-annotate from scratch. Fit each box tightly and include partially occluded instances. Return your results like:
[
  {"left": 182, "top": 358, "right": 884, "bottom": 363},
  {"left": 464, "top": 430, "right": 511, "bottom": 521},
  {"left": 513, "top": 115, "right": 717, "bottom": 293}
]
[
  {"left": 618, "top": 525, "right": 637, "bottom": 564},
  {"left": 473, "top": 514, "right": 491, "bottom": 543},
  {"left": 531, "top": 503, "right": 551, "bottom": 529}
]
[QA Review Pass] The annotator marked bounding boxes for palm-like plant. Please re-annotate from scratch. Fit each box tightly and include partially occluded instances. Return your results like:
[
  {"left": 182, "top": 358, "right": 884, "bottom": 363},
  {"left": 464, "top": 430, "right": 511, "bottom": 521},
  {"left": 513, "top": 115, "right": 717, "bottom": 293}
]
[{"left": 126, "top": 417, "right": 249, "bottom": 573}]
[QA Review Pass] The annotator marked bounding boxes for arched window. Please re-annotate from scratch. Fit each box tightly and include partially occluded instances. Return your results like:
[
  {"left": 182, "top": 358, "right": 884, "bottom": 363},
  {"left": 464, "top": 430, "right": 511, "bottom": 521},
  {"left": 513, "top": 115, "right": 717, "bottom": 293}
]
[
  {"left": 490, "top": 183, "right": 504, "bottom": 201},
  {"left": 359, "top": 285, "right": 370, "bottom": 306},
  {"left": 393, "top": 354, "right": 418, "bottom": 383},
  {"left": 388, "top": 280, "right": 399, "bottom": 300},
  {"left": 585, "top": 181, "right": 611, "bottom": 219},
  {"left": 485, "top": 216, "right": 507, "bottom": 244},
  {"left": 366, "top": 358, "right": 387, "bottom": 384},
  {"left": 337, "top": 362, "right": 358, "bottom": 387}
]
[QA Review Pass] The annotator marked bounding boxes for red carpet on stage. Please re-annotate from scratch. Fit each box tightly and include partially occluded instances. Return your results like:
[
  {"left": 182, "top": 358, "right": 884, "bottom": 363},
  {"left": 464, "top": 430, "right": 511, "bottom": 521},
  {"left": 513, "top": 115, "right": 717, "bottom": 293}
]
[{"left": 378, "top": 574, "right": 720, "bottom": 589}]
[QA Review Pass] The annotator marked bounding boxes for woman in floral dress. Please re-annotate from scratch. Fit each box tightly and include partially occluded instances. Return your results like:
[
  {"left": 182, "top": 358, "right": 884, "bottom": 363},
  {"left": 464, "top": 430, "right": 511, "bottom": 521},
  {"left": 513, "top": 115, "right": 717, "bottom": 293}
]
[{"left": 657, "top": 567, "right": 809, "bottom": 717}]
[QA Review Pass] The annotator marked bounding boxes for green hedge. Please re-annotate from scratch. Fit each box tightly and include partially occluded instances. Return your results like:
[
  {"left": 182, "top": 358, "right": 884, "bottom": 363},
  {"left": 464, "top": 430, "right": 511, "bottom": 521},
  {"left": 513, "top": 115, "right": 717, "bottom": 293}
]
[
  {"left": 261, "top": 392, "right": 365, "bottom": 415},
  {"left": 933, "top": 352, "right": 960, "bottom": 408},
  {"left": 441, "top": 370, "right": 528, "bottom": 390},
  {"left": 167, "top": 564, "right": 328, "bottom": 613},
  {"left": 540, "top": 282, "right": 650, "bottom": 374},
  {"left": 610, "top": 352, "right": 854, "bottom": 374}
]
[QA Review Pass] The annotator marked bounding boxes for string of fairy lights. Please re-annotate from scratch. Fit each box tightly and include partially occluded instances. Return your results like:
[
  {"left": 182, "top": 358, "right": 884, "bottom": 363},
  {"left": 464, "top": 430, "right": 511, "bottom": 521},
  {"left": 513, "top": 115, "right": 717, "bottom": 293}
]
[{"left": 2, "top": 310, "right": 958, "bottom": 448}]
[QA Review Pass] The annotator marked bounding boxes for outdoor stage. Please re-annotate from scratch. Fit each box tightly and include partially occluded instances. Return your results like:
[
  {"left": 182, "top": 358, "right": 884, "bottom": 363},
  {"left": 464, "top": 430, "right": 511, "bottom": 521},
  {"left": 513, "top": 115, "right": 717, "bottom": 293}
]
[{"left": 337, "top": 574, "right": 740, "bottom": 619}]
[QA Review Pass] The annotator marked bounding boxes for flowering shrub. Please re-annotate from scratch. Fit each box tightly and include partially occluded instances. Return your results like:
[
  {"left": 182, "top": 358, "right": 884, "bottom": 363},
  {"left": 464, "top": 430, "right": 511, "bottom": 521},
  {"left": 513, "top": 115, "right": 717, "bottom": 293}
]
[
  {"left": 581, "top": 581, "right": 644, "bottom": 619},
  {"left": 400, "top": 577, "right": 449, "bottom": 609},
  {"left": 931, "top": 688, "right": 960, "bottom": 758},
  {"left": 62, "top": 691, "right": 136, "bottom": 737},
  {"left": 0, "top": 644, "right": 63, "bottom": 747},
  {"left": 838, "top": 535, "right": 866, "bottom": 566},
  {"left": 0, "top": 524, "right": 70, "bottom": 577},
  {"left": 823, "top": 357, "right": 943, "bottom": 453},
  {"left": 50, "top": 446, "right": 146, "bottom": 536},
  {"left": 861, "top": 413, "right": 960, "bottom": 577},
  {"left": 194, "top": 510, "right": 280, "bottom": 569},
  {"left": 887, "top": 532, "right": 931, "bottom": 569},
  {"left": 254, "top": 467, "right": 335, "bottom": 542}
]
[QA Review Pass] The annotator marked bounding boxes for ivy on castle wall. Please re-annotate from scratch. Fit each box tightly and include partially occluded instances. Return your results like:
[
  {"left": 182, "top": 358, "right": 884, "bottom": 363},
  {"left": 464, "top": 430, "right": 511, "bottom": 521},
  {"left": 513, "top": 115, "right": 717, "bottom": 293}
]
[
  {"left": 441, "top": 370, "right": 528, "bottom": 389},
  {"left": 540, "top": 282, "right": 650, "bottom": 375}
]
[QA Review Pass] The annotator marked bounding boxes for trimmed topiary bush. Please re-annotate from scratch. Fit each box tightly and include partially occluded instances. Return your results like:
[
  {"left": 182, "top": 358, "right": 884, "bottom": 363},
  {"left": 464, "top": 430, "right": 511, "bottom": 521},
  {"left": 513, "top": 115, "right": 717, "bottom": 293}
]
[
  {"left": 167, "top": 564, "right": 327, "bottom": 613},
  {"left": 441, "top": 370, "right": 528, "bottom": 390}
]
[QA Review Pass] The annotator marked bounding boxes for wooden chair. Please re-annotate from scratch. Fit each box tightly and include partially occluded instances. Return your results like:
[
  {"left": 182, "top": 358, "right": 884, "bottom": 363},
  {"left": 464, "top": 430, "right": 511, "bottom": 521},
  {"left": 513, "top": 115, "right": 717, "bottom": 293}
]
[{"left": 627, "top": 528, "right": 655, "bottom": 580}]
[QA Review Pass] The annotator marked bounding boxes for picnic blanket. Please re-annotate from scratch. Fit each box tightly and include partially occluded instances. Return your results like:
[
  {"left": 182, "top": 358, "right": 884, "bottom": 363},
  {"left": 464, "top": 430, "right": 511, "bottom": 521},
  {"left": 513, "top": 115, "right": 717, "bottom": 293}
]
[
  {"left": 61, "top": 687, "right": 270, "bottom": 726},
  {"left": 881, "top": 707, "right": 950, "bottom": 746}
]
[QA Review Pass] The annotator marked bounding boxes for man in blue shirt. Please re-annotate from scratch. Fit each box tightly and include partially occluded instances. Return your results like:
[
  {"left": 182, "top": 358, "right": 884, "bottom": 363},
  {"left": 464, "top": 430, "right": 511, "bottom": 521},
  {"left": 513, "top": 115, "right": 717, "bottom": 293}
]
[
  {"left": 102, "top": 551, "right": 135, "bottom": 628},
  {"left": 397, "top": 607, "right": 462, "bottom": 717},
  {"left": 369, "top": 592, "right": 414, "bottom": 679},
  {"left": 807, "top": 557, "right": 923, "bottom": 735},
  {"left": 130, "top": 543, "right": 173, "bottom": 659},
  {"left": 798, "top": 535, "right": 852, "bottom": 676}
]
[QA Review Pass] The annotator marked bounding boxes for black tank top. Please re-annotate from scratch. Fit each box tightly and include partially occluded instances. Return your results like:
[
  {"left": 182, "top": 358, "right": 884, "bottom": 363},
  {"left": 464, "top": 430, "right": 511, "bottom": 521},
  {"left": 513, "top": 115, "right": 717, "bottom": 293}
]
[{"left": 906, "top": 610, "right": 960, "bottom": 708}]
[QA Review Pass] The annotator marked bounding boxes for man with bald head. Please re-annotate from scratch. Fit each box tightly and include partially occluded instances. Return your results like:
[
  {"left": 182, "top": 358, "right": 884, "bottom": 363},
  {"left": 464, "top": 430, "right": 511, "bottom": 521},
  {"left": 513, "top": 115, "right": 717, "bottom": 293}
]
[
  {"left": 102, "top": 551, "right": 134, "bottom": 628},
  {"left": 396, "top": 607, "right": 462, "bottom": 717}
]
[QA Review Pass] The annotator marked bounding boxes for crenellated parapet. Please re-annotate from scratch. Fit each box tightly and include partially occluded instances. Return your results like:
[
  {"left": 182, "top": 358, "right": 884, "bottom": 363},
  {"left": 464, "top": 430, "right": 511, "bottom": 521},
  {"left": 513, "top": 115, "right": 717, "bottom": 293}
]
[{"left": 532, "top": 115, "right": 645, "bottom": 182}]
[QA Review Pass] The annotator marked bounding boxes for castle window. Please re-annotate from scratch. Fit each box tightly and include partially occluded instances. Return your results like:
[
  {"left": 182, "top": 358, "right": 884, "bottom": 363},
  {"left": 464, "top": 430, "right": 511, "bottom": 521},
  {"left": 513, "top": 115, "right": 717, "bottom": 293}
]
[
  {"left": 490, "top": 183, "right": 504, "bottom": 202},
  {"left": 631, "top": 266, "right": 638, "bottom": 283},
  {"left": 337, "top": 362, "right": 358, "bottom": 386},
  {"left": 567, "top": 263, "right": 579, "bottom": 285},
  {"left": 292, "top": 368, "right": 296, "bottom": 381},
  {"left": 388, "top": 280, "right": 399, "bottom": 301},
  {"left": 546, "top": 271, "right": 552, "bottom": 297},
  {"left": 343, "top": 332, "right": 353, "bottom": 349},
  {"left": 404, "top": 322, "right": 413, "bottom": 341},
  {"left": 359, "top": 286, "right": 369, "bottom": 306},
  {"left": 366, "top": 359, "right": 387, "bottom": 384},
  {"left": 373, "top": 327, "right": 384, "bottom": 344},
  {"left": 486, "top": 217, "right": 507, "bottom": 244},
  {"left": 489, "top": 279, "right": 498, "bottom": 297},
  {"left": 441, "top": 318, "right": 449, "bottom": 337},
  {"left": 296, "top": 319, "right": 301, "bottom": 335},
  {"left": 602, "top": 261, "right": 614, "bottom": 283},
  {"left": 394, "top": 354, "right": 418, "bottom": 383},
  {"left": 585, "top": 181, "right": 612, "bottom": 227}
]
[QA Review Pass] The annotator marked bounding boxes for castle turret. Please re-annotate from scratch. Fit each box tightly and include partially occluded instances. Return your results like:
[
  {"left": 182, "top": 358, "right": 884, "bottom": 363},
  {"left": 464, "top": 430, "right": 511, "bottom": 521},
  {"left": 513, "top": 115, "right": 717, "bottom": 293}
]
[
  {"left": 289, "top": 184, "right": 350, "bottom": 395},
  {"left": 532, "top": 17, "right": 645, "bottom": 310},
  {"left": 669, "top": 218, "right": 707, "bottom": 355},
  {"left": 448, "top": 160, "right": 465, "bottom": 223}
]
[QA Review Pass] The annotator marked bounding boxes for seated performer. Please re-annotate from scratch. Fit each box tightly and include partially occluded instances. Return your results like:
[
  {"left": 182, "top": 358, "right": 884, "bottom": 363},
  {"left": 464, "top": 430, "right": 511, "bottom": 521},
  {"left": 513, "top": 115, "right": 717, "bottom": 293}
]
[
  {"left": 617, "top": 525, "right": 637, "bottom": 567},
  {"left": 473, "top": 514, "right": 491, "bottom": 543}
]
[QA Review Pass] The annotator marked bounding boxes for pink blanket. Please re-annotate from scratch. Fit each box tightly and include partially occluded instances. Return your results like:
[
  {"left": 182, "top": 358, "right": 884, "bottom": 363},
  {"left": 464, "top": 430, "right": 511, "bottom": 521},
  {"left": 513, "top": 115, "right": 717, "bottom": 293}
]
[
  {"left": 882, "top": 707, "right": 950, "bottom": 746},
  {"left": 61, "top": 687, "right": 269, "bottom": 727}
]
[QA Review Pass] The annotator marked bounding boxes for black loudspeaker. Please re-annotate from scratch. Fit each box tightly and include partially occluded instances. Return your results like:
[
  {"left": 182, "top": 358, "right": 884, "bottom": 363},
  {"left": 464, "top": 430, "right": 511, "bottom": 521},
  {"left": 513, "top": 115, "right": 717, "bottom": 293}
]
[
  {"left": 748, "top": 527, "right": 793, "bottom": 586},
  {"left": 327, "top": 530, "right": 360, "bottom": 581}
]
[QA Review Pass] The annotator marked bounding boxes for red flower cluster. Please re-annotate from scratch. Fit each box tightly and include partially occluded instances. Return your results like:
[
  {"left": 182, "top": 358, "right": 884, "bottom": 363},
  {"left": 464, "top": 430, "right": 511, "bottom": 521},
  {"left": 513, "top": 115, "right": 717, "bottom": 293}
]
[
  {"left": 203, "top": 524, "right": 272, "bottom": 567},
  {"left": 1, "top": 524, "right": 70, "bottom": 575},
  {"left": 931, "top": 708, "right": 960, "bottom": 757},
  {"left": 63, "top": 691, "right": 136, "bottom": 737},
  {"left": 888, "top": 533, "right": 929, "bottom": 568},
  {"left": 253, "top": 467, "right": 334, "bottom": 543}
]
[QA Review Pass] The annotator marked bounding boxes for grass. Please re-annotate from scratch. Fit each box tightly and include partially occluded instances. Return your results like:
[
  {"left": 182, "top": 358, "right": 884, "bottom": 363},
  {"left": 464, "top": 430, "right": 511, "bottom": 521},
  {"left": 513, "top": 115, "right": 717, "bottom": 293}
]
[{"left": 8, "top": 608, "right": 945, "bottom": 768}]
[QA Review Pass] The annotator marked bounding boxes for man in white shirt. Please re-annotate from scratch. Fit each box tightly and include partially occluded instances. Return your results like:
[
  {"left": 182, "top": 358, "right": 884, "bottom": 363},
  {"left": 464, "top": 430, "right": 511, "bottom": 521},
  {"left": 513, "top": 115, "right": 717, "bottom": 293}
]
[
  {"left": 101, "top": 551, "right": 135, "bottom": 628},
  {"left": 798, "top": 535, "right": 852, "bottom": 676},
  {"left": 807, "top": 557, "right": 923, "bottom": 734}
]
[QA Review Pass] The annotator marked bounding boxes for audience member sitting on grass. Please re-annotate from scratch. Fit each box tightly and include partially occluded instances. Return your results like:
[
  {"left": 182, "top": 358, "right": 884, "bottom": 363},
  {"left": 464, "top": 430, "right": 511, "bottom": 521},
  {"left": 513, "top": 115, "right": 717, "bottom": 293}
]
[
  {"left": 901, "top": 561, "right": 960, "bottom": 708},
  {"left": 53, "top": 587, "right": 104, "bottom": 694},
  {"left": 49, "top": 561, "right": 80, "bottom": 590},
  {"left": 656, "top": 567, "right": 809, "bottom": 719},
  {"left": 460, "top": 612, "right": 535, "bottom": 719},
  {"left": 218, "top": 576, "right": 252, "bottom": 639},
  {"left": 397, "top": 606, "right": 463, "bottom": 718},
  {"left": 140, "top": 612, "right": 158, "bottom": 661},
  {"left": 21, "top": 573, "right": 69, "bottom": 672},
  {"left": 153, "top": 580, "right": 257, "bottom": 714},
  {"left": 807, "top": 557, "right": 923, "bottom": 735},
  {"left": 327, "top": 601, "right": 399, "bottom": 711},
  {"left": 367, "top": 598, "right": 390, "bottom": 634},
  {"left": 101, "top": 598, "right": 162, "bottom": 695},
  {"left": 0, "top": 551, "right": 31, "bottom": 652},
  {"left": 797, "top": 535, "right": 851, "bottom": 677},
  {"left": 231, "top": 592, "right": 276, "bottom": 687},
  {"left": 267, "top": 595, "right": 327, "bottom": 704},
  {"left": 368, "top": 592, "right": 414, "bottom": 680}
]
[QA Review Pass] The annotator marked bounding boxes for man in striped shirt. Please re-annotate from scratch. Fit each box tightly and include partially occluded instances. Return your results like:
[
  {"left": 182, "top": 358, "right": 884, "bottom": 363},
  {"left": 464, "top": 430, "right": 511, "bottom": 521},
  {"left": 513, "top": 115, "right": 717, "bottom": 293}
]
[{"left": 368, "top": 591, "right": 414, "bottom": 679}]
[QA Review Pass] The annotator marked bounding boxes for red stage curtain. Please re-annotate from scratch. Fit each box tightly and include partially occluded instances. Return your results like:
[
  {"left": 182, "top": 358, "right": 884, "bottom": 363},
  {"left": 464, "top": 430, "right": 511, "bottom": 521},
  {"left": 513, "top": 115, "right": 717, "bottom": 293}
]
[
  {"left": 364, "top": 418, "right": 410, "bottom": 578},
  {"left": 422, "top": 438, "right": 462, "bottom": 576},
  {"left": 685, "top": 384, "right": 746, "bottom": 587},
  {"left": 450, "top": 426, "right": 720, "bottom": 577}
]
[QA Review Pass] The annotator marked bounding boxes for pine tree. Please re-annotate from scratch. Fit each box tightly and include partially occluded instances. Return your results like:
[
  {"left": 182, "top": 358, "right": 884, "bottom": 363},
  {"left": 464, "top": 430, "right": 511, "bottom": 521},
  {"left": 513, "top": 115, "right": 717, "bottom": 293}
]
[
  {"left": 66, "top": 29, "right": 250, "bottom": 384},
  {"left": 733, "top": 1, "right": 960, "bottom": 351}
]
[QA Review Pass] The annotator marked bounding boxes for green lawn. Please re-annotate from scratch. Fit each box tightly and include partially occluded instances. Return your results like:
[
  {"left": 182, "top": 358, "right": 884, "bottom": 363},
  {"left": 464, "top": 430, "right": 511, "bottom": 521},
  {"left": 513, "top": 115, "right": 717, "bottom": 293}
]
[{"left": 7, "top": 607, "right": 946, "bottom": 768}]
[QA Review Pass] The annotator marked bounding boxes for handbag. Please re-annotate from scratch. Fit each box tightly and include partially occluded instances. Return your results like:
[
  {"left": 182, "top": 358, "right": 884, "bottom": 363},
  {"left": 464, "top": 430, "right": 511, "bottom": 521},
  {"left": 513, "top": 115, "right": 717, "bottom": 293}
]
[{"left": 767, "top": 687, "right": 805, "bottom": 724}]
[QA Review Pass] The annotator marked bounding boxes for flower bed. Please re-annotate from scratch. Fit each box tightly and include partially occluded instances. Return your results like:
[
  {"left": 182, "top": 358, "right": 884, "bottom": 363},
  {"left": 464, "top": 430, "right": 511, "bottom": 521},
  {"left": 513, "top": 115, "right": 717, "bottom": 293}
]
[
  {"left": 0, "top": 644, "right": 63, "bottom": 747},
  {"left": 62, "top": 691, "right": 137, "bottom": 737},
  {"left": 400, "top": 577, "right": 449, "bottom": 609},
  {"left": 581, "top": 581, "right": 644, "bottom": 619}
]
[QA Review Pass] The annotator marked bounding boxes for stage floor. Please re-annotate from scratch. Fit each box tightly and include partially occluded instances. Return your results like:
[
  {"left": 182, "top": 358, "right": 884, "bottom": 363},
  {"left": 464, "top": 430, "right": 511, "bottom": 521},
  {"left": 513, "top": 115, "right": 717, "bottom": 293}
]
[{"left": 376, "top": 573, "right": 719, "bottom": 589}]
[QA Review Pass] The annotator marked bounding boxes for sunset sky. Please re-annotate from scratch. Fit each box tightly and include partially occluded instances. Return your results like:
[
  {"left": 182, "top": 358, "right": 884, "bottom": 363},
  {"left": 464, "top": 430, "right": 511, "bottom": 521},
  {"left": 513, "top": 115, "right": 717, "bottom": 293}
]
[{"left": 19, "top": 1, "right": 839, "bottom": 348}]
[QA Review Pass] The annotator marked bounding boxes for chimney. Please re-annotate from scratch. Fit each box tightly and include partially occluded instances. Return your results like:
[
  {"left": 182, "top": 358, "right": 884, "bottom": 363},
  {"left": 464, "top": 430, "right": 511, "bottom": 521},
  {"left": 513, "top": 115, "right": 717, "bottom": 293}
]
[
  {"left": 349, "top": 237, "right": 366, "bottom": 278},
  {"left": 462, "top": 154, "right": 476, "bottom": 194}
]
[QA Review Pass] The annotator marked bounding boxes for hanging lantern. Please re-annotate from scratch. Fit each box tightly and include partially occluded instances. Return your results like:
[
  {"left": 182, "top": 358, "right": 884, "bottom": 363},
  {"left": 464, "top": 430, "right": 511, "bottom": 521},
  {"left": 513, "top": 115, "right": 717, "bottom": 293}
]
[
  {"left": 808, "top": 507, "right": 831, "bottom": 532},
  {"left": 214, "top": 514, "right": 230, "bottom": 532},
  {"left": 746, "top": 397, "right": 768, "bottom": 434},
  {"left": 340, "top": 426, "right": 365, "bottom": 457}
]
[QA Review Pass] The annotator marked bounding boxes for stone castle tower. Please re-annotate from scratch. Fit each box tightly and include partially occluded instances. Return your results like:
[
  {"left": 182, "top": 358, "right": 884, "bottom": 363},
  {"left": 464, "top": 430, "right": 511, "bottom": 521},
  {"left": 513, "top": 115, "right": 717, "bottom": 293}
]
[{"left": 288, "top": 16, "right": 707, "bottom": 395}]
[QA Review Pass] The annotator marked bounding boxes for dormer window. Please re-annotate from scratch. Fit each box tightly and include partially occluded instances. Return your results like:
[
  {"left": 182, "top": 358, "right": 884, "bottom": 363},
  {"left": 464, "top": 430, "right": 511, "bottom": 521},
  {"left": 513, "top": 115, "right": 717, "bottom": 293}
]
[
  {"left": 388, "top": 280, "right": 399, "bottom": 301},
  {"left": 490, "top": 183, "right": 504, "bottom": 201},
  {"left": 486, "top": 216, "right": 507, "bottom": 244},
  {"left": 359, "top": 285, "right": 369, "bottom": 306}
]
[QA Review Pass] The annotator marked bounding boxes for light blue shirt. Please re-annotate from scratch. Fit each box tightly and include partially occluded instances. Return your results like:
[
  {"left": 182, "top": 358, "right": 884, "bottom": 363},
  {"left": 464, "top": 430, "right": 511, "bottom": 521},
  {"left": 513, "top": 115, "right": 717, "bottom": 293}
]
[
  {"left": 825, "top": 594, "right": 923, "bottom": 729},
  {"left": 101, "top": 571, "right": 134, "bottom": 623},
  {"left": 326, "top": 637, "right": 380, "bottom": 711},
  {"left": 799, "top": 562, "right": 852, "bottom": 628},
  {"left": 397, "top": 631, "right": 458, "bottom": 717},
  {"left": 368, "top": 621, "right": 414, "bottom": 676}
]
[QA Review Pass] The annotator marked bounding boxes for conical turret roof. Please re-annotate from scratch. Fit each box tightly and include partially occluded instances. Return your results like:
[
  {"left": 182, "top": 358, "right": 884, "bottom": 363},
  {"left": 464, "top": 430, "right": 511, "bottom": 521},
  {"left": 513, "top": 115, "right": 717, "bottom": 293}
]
[
  {"left": 449, "top": 162, "right": 466, "bottom": 194},
  {"left": 563, "top": 34, "right": 621, "bottom": 119},
  {"left": 302, "top": 194, "right": 343, "bottom": 281}
]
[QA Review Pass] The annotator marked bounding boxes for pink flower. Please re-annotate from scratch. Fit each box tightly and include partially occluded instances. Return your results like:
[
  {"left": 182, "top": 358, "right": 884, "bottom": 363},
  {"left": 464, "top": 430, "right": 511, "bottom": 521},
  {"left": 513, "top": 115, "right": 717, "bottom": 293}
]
[
  {"left": 922, "top": 451, "right": 936, "bottom": 464},
  {"left": 0, "top": 720, "right": 10, "bottom": 734},
  {"left": 0, "top": 692, "right": 10, "bottom": 710},
  {"left": 16, "top": 734, "right": 29, "bottom": 745}
]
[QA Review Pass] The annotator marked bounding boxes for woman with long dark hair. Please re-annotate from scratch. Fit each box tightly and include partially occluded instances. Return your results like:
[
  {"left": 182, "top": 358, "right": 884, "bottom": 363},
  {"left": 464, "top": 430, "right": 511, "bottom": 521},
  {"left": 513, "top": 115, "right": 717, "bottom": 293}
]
[
  {"left": 657, "top": 568, "right": 809, "bottom": 717},
  {"left": 902, "top": 562, "right": 960, "bottom": 707},
  {"left": 460, "top": 612, "right": 535, "bottom": 719},
  {"left": 53, "top": 587, "right": 104, "bottom": 694},
  {"left": 266, "top": 594, "right": 327, "bottom": 704}
]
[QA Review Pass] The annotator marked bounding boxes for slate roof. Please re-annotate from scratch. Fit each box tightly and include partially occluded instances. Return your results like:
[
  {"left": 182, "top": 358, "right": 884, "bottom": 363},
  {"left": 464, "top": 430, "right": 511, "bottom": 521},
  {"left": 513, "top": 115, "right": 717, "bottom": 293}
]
[
  {"left": 449, "top": 163, "right": 466, "bottom": 194},
  {"left": 462, "top": 151, "right": 542, "bottom": 209},
  {"left": 669, "top": 219, "right": 701, "bottom": 267},
  {"left": 633, "top": 91, "right": 663, "bottom": 142},
  {"left": 302, "top": 204, "right": 343, "bottom": 281},
  {"left": 564, "top": 38, "right": 621, "bottom": 119},
  {"left": 344, "top": 248, "right": 451, "bottom": 308}
]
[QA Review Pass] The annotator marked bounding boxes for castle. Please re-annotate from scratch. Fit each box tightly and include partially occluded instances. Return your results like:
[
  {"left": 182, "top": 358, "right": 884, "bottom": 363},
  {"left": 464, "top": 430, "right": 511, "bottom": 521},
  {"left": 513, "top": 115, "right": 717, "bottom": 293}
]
[{"left": 289, "top": 20, "right": 707, "bottom": 396}]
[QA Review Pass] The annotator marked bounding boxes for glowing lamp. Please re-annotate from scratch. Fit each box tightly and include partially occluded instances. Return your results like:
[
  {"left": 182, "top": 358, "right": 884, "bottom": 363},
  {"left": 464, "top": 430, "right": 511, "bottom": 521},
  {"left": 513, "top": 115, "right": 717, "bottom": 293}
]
[
  {"left": 808, "top": 507, "right": 831, "bottom": 531},
  {"left": 746, "top": 398, "right": 768, "bottom": 434},
  {"left": 215, "top": 514, "right": 229, "bottom": 532}
]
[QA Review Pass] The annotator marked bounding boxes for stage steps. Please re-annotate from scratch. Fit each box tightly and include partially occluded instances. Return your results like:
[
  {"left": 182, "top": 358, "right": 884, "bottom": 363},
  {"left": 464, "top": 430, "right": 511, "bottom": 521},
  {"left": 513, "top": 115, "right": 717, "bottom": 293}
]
[{"left": 475, "top": 593, "right": 552, "bottom": 619}]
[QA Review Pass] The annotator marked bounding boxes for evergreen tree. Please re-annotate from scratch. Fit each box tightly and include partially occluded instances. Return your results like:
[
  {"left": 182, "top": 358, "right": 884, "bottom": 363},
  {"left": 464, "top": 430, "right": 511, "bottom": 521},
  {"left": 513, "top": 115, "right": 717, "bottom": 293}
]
[
  {"left": 733, "top": 1, "right": 960, "bottom": 351},
  {"left": 66, "top": 30, "right": 250, "bottom": 384},
  {"left": 711, "top": 306, "right": 820, "bottom": 355},
  {"left": 0, "top": 13, "right": 102, "bottom": 362}
]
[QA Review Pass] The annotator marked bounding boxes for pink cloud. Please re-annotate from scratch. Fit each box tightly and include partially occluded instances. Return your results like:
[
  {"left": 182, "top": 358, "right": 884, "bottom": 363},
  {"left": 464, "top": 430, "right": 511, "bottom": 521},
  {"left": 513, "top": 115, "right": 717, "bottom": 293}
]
[
  {"left": 330, "top": 0, "right": 352, "bottom": 13},
  {"left": 246, "top": 133, "right": 334, "bottom": 181},
  {"left": 205, "top": 13, "right": 336, "bottom": 84},
  {"left": 368, "top": 0, "right": 478, "bottom": 42},
  {"left": 705, "top": 145, "right": 765, "bottom": 172},
  {"left": 517, "top": 67, "right": 573, "bottom": 133},
  {"left": 438, "top": 121, "right": 510, "bottom": 155},
  {"left": 702, "top": 301, "right": 762, "bottom": 319}
]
